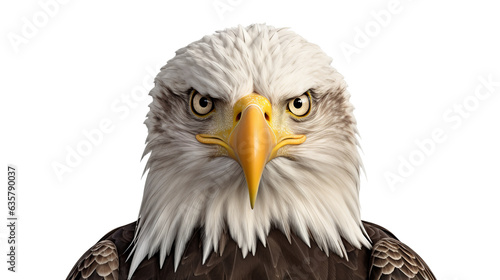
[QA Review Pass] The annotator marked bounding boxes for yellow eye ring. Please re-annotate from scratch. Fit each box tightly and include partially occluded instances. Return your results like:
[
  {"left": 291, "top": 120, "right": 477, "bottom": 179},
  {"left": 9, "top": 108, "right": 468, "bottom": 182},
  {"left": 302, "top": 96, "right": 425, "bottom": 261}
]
[
  {"left": 287, "top": 91, "right": 311, "bottom": 118},
  {"left": 190, "top": 89, "right": 214, "bottom": 117}
]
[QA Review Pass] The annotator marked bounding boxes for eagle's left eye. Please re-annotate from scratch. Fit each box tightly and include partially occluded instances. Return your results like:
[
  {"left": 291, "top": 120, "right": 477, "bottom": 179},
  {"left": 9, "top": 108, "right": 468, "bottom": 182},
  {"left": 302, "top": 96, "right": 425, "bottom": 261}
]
[
  {"left": 287, "top": 91, "right": 311, "bottom": 117},
  {"left": 190, "top": 89, "right": 214, "bottom": 117}
]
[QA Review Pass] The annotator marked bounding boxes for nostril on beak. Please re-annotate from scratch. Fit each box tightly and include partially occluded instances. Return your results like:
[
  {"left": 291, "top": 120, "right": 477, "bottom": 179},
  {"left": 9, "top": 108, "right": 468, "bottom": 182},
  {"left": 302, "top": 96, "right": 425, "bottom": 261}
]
[
  {"left": 235, "top": 112, "right": 241, "bottom": 122},
  {"left": 264, "top": 112, "right": 270, "bottom": 122}
]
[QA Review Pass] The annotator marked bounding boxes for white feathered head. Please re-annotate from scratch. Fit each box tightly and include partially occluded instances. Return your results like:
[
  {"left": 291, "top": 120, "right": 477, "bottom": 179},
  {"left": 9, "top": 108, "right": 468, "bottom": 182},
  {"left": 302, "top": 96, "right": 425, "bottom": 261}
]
[{"left": 129, "top": 24, "right": 371, "bottom": 277}]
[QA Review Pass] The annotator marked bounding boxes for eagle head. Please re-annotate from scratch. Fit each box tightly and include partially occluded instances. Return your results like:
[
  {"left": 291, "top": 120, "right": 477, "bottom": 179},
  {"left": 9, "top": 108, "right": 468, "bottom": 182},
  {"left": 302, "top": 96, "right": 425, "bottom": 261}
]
[{"left": 129, "top": 24, "right": 371, "bottom": 277}]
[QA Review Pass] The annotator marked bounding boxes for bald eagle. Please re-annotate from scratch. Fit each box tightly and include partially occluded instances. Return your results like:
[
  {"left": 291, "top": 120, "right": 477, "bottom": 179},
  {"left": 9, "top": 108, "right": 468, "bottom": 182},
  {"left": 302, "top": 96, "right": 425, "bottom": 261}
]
[{"left": 67, "top": 24, "right": 435, "bottom": 280}]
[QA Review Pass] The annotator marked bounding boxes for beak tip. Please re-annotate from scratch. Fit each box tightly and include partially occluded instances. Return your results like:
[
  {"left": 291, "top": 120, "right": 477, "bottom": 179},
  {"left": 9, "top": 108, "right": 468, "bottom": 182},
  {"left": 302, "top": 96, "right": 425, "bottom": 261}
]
[{"left": 249, "top": 197, "right": 255, "bottom": 209}]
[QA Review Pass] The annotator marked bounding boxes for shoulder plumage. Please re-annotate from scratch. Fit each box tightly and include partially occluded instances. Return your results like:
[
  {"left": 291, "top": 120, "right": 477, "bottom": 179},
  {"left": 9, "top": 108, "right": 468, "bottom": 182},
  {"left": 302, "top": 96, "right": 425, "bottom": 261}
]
[
  {"left": 363, "top": 221, "right": 436, "bottom": 280},
  {"left": 66, "top": 222, "right": 136, "bottom": 280},
  {"left": 66, "top": 240, "right": 119, "bottom": 280}
]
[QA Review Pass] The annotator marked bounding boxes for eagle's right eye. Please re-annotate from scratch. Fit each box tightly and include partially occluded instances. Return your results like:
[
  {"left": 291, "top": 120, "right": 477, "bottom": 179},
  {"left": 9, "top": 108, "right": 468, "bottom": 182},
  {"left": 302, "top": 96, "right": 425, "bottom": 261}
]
[{"left": 190, "top": 89, "right": 214, "bottom": 117}]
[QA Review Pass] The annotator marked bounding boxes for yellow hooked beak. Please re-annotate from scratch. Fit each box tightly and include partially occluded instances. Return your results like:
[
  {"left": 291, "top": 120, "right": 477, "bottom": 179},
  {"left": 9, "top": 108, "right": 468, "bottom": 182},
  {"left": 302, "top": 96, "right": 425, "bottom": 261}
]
[{"left": 196, "top": 93, "right": 306, "bottom": 208}]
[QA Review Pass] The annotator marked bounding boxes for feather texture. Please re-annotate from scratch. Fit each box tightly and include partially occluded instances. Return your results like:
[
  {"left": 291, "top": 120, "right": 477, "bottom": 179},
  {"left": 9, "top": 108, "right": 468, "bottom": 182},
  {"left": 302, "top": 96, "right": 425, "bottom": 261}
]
[
  {"left": 67, "top": 240, "right": 119, "bottom": 280},
  {"left": 67, "top": 221, "right": 435, "bottom": 280}
]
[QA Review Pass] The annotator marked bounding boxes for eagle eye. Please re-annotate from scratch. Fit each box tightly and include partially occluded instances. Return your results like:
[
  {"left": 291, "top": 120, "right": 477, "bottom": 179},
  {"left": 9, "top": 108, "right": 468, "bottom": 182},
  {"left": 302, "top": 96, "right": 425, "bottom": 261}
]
[
  {"left": 287, "top": 91, "right": 311, "bottom": 117},
  {"left": 190, "top": 89, "right": 214, "bottom": 117}
]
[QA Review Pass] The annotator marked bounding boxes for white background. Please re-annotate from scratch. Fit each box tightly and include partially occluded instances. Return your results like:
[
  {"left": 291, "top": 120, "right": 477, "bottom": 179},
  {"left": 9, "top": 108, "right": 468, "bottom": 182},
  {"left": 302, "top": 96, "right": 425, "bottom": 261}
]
[{"left": 1, "top": 0, "right": 499, "bottom": 279}]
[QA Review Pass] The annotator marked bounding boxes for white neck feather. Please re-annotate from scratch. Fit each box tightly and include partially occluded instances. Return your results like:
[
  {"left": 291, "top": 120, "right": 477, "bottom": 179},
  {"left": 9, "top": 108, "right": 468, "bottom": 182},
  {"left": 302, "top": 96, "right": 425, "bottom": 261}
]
[{"left": 128, "top": 133, "right": 371, "bottom": 279}]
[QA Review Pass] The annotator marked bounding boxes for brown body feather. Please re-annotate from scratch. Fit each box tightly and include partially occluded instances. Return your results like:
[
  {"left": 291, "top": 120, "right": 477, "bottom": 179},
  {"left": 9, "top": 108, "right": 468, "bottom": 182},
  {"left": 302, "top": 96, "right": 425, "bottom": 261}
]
[{"left": 67, "top": 221, "right": 435, "bottom": 280}]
